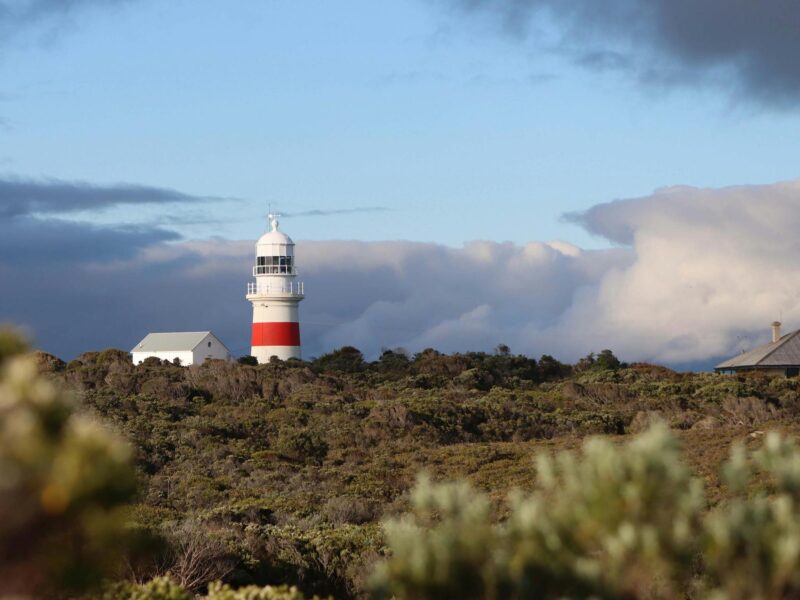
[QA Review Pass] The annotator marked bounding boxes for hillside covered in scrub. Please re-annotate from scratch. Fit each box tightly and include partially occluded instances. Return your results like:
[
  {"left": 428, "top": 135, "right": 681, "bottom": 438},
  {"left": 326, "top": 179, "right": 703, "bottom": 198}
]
[{"left": 31, "top": 345, "right": 800, "bottom": 598}]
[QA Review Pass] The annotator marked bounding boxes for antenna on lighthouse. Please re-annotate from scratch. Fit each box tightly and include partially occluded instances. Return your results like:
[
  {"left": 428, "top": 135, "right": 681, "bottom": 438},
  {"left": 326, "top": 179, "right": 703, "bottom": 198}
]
[
  {"left": 266, "top": 202, "right": 283, "bottom": 232},
  {"left": 268, "top": 212, "right": 282, "bottom": 232}
]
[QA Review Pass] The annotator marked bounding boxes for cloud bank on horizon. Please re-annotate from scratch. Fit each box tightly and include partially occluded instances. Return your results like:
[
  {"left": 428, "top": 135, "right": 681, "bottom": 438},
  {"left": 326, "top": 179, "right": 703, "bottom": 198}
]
[{"left": 3, "top": 176, "right": 800, "bottom": 366}]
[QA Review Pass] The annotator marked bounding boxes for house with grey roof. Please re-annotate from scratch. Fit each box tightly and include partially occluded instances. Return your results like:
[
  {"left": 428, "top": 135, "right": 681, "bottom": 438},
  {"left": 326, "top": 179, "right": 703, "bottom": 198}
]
[
  {"left": 131, "top": 331, "right": 230, "bottom": 366},
  {"left": 715, "top": 322, "right": 800, "bottom": 377}
]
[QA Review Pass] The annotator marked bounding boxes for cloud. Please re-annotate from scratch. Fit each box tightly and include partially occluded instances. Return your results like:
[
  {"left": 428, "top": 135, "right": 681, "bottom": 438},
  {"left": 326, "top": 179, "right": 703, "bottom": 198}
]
[
  {"left": 0, "top": 216, "right": 180, "bottom": 264},
  {"left": 5, "top": 178, "right": 800, "bottom": 367},
  {"left": 550, "top": 180, "right": 800, "bottom": 363},
  {"left": 437, "top": 0, "right": 800, "bottom": 108},
  {"left": 0, "top": 0, "right": 130, "bottom": 40},
  {"left": 0, "top": 176, "right": 225, "bottom": 218},
  {"left": 281, "top": 207, "right": 390, "bottom": 218},
  {"left": 0, "top": 235, "right": 629, "bottom": 362}
]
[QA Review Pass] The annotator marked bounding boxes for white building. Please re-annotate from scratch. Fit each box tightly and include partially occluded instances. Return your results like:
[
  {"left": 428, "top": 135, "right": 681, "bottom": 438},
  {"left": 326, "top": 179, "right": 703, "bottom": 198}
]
[
  {"left": 246, "top": 214, "right": 305, "bottom": 363},
  {"left": 131, "top": 331, "right": 231, "bottom": 366}
]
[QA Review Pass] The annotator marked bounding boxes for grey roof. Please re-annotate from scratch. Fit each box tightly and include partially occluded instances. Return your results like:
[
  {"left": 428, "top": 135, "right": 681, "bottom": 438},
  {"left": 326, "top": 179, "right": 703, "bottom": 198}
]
[
  {"left": 131, "top": 331, "right": 226, "bottom": 353},
  {"left": 715, "top": 330, "right": 800, "bottom": 370}
]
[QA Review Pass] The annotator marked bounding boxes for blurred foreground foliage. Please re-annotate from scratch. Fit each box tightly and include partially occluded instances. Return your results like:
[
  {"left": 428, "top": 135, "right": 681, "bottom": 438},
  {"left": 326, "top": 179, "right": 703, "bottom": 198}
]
[
  {"left": 11, "top": 334, "right": 800, "bottom": 597},
  {"left": 0, "top": 330, "right": 137, "bottom": 597},
  {"left": 374, "top": 426, "right": 800, "bottom": 599}
]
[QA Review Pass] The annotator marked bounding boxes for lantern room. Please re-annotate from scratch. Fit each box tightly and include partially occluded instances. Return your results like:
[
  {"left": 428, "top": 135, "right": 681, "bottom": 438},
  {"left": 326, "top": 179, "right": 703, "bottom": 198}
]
[{"left": 253, "top": 215, "right": 296, "bottom": 276}]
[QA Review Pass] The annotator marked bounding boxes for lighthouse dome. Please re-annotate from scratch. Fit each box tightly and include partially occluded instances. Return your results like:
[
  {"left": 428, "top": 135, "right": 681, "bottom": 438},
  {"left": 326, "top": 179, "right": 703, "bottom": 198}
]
[
  {"left": 257, "top": 214, "right": 293, "bottom": 245},
  {"left": 257, "top": 229, "right": 294, "bottom": 246}
]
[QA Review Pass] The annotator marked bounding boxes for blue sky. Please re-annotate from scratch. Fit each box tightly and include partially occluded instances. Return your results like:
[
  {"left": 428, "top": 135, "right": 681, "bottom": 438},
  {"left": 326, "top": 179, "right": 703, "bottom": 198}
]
[
  {"left": 5, "top": 0, "right": 800, "bottom": 363},
  {"left": 3, "top": 0, "right": 800, "bottom": 248}
]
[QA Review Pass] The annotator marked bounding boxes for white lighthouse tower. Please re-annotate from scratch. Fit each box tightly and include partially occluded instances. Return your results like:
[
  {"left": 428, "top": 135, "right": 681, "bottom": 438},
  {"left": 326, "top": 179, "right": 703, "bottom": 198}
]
[{"left": 246, "top": 214, "right": 304, "bottom": 363}]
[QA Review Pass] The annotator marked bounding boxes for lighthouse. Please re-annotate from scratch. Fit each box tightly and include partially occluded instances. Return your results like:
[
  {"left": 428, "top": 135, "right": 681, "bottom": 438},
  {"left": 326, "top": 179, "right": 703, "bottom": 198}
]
[{"left": 246, "top": 214, "right": 304, "bottom": 363}]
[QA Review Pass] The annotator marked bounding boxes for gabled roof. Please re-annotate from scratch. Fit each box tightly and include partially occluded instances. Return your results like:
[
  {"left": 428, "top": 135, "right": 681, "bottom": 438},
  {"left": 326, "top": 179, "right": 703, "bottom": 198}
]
[
  {"left": 715, "top": 330, "right": 800, "bottom": 370},
  {"left": 131, "top": 331, "right": 225, "bottom": 353}
]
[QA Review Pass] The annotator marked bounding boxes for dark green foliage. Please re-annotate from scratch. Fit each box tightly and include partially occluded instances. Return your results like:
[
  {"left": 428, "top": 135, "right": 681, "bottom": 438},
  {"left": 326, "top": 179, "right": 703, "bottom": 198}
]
[
  {"left": 576, "top": 349, "right": 624, "bottom": 372},
  {"left": 275, "top": 428, "right": 329, "bottom": 464},
  {"left": 238, "top": 355, "right": 259, "bottom": 366},
  {"left": 374, "top": 349, "right": 410, "bottom": 378},
  {"left": 312, "top": 347, "right": 366, "bottom": 374},
  {"left": 595, "top": 348, "right": 623, "bottom": 370}
]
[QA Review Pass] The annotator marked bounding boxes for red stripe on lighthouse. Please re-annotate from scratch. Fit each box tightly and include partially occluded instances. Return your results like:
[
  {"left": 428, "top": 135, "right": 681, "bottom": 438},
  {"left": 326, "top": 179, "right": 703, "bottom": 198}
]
[{"left": 251, "top": 322, "right": 301, "bottom": 346}]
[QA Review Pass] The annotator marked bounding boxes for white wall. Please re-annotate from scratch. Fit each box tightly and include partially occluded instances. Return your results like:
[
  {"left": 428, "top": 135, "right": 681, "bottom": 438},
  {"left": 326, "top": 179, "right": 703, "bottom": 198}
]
[
  {"left": 251, "top": 299, "right": 300, "bottom": 323},
  {"left": 252, "top": 345, "right": 300, "bottom": 363},
  {"left": 192, "top": 334, "right": 231, "bottom": 364},
  {"left": 132, "top": 350, "right": 194, "bottom": 366}
]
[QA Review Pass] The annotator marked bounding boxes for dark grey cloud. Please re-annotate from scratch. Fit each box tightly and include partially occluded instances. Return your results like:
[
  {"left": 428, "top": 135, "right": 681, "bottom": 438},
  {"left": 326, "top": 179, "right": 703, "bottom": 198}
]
[
  {"left": 0, "top": 216, "right": 179, "bottom": 264},
  {"left": 0, "top": 176, "right": 223, "bottom": 218},
  {"left": 440, "top": 0, "right": 800, "bottom": 107}
]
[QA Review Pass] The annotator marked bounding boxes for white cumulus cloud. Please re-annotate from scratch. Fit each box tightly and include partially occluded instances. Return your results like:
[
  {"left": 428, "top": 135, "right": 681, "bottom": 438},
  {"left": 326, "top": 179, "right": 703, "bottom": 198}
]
[{"left": 3, "top": 179, "right": 800, "bottom": 366}]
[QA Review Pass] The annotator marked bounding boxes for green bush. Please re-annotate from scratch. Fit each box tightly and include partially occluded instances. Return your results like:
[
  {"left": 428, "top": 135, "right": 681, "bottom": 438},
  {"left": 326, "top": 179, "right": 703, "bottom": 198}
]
[
  {"left": 372, "top": 425, "right": 800, "bottom": 600},
  {"left": 206, "top": 581, "right": 312, "bottom": 599},
  {"left": 0, "top": 329, "right": 138, "bottom": 597},
  {"left": 704, "top": 433, "right": 800, "bottom": 599},
  {"left": 372, "top": 424, "right": 702, "bottom": 599},
  {"left": 312, "top": 347, "right": 366, "bottom": 374}
]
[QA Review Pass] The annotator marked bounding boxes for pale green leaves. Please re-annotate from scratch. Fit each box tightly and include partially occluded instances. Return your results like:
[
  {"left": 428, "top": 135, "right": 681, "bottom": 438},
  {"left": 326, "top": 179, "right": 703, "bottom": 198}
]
[{"left": 374, "top": 425, "right": 800, "bottom": 599}]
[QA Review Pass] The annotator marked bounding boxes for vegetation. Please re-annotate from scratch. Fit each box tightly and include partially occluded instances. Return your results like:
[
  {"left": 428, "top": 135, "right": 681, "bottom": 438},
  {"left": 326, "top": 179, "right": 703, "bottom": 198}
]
[
  {"left": 0, "top": 331, "right": 137, "bottom": 598},
  {"left": 9, "top": 335, "right": 800, "bottom": 597}
]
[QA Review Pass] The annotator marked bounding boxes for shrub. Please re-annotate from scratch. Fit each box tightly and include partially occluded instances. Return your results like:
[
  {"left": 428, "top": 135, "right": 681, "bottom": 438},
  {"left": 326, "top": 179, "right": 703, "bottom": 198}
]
[
  {"left": 594, "top": 349, "right": 623, "bottom": 371},
  {"left": 704, "top": 433, "right": 800, "bottom": 599},
  {"left": 373, "top": 349, "right": 411, "bottom": 377},
  {"left": 206, "top": 581, "right": 311, "bottom": 599},
  {"left": 103, "top": 577, "right": 314, "bottom": 600},
  {"left": 312, "top": 347, "right": 365, "bottom": 374},
  {"left": 372, "top": 424, "right": 703, "bottom": 599},
  {"left": 0, "top": 329, "right": 138, "bottom": 597},
  {"left": 373, "top": 426, "right": 800, "bottom": 599},
  {"left": 127, "top": 576, "right": 192, "bottom": 600},
  {"left": 274, "top": 428, "right": 329, "bottom": 464}
]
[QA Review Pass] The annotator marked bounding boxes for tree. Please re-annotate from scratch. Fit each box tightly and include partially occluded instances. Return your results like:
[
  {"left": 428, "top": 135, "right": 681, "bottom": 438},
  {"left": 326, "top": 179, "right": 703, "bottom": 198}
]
[
  {"left": 311, "top": 346, "right": 365, "bottom": 373},
  {"left": 237, "top": 355, "right": 258, "bottom": 366},
  {"left": 374, "top": 348, "right": 411, "bottom": 376},
  {"left": 595, "top": 349, "right": 622, "bottom": 371},
  {"left": 537, "top": 354, "right": 571, "bottom": 380}
]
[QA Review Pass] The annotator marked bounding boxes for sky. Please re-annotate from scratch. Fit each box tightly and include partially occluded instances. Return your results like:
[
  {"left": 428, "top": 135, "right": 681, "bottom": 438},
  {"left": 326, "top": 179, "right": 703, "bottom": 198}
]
[{"left": 3, "top": 0, "right": 800, "bottom": 366}]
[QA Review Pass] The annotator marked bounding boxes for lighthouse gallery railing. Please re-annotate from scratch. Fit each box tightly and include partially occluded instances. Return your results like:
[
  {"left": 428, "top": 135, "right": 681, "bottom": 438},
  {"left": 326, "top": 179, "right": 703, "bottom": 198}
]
[{"left": 247, "top": 281, "right": 304, "bottom": 296}]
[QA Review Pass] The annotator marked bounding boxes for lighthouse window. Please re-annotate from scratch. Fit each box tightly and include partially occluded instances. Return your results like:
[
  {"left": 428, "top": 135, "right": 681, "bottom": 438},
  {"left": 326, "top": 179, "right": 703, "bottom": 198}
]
[{"left": 255, "top": 255, "right": 294, "bottom": 275}]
